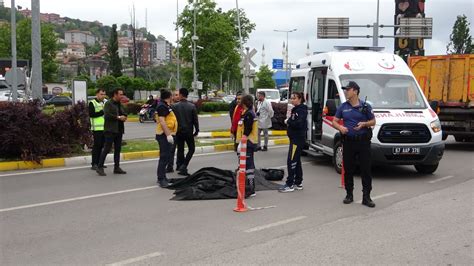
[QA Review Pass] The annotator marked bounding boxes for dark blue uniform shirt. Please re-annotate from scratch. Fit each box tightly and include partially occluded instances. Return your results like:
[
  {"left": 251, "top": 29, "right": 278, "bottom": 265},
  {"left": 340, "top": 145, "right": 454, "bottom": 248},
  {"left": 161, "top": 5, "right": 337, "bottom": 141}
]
[{"left": 335, "top": 100, "right": 375, "bottom": 137}]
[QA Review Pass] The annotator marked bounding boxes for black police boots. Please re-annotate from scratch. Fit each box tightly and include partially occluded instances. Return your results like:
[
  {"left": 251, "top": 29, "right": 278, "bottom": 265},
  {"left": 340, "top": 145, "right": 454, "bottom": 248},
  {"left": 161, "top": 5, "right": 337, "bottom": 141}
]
[
  {"left": 362, "top": 192, "right": 376, "bottom": 208},
  {"left": 343, "top": 190, "right": 354, "bottom": 204}
]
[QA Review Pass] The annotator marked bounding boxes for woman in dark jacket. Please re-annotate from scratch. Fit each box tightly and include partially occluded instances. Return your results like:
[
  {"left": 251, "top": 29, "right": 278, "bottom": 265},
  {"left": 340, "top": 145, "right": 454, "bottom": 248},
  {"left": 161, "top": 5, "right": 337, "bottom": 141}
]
[{"left": 279, "top": 92, "right": 308, "bottom": 193}]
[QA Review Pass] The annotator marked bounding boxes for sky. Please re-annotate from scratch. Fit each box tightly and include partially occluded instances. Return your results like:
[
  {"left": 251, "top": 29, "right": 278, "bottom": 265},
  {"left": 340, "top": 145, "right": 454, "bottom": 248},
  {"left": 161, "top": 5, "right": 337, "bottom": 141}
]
[{"left": 6, "top": 0, "right": 473, "bottom": 68}]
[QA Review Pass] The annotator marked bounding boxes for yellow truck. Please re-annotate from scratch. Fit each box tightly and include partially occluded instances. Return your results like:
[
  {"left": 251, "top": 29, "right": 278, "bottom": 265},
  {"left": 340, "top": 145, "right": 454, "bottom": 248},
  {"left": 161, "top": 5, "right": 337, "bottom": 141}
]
[{"left": 409, "top": 54, "right": 474, "bottom": 142}]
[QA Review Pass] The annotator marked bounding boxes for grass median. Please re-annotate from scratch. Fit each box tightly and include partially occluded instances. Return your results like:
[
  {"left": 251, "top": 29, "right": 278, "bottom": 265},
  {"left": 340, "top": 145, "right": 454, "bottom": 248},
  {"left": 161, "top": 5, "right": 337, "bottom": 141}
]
[{"left": 121, "top": 138, "right": 235, "bottom": 153}]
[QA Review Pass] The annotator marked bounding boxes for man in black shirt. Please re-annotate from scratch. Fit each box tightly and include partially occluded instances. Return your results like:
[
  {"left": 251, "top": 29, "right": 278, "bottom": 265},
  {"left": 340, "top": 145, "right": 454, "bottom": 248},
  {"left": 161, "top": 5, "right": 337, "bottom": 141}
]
[
  {"left": 173, "top": 88, "right": 199, "bottom": 176},
  {"left": 96, "top": 88, "right": 128, "bottom": 176}
]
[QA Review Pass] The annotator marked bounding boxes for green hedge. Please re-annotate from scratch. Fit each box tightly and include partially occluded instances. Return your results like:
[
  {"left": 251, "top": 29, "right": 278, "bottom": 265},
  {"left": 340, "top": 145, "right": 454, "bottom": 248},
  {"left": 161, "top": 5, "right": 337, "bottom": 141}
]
[{"left": 201, "top": 102, "right": 229, "bottom": 113}]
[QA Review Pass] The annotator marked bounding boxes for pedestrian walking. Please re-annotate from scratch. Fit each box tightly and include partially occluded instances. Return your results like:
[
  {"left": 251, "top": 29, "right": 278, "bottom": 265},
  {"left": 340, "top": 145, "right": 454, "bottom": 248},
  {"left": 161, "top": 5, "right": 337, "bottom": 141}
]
[
  {"left": 155, "top": 89, "right": 178, "bottom": 188},
  {"left": 167, "top": 89, "right": 181, "bottom": 173},
  {"left": 96, "top": 88, "right": 128, "bottom": 176},
  {"left": 230, "top": 93, "right": 243, "bottom": 152},
  {"left": 173, "top": 88, "right": 199, "bottom": 176},
  {"left": 89, "top": 88, "right": 107, "bottom": 170},
  {"left": 236, "top": 95, "right": 258, "bottom": 196},
  {"left": 256, "top": 91, "right": 274, "bottom": 151},
  {"left": 279, "top": 92, "right": 308, "bottom": 193},
  {"left": 332, "top": 81, "right": 376, "bottom": 208}
]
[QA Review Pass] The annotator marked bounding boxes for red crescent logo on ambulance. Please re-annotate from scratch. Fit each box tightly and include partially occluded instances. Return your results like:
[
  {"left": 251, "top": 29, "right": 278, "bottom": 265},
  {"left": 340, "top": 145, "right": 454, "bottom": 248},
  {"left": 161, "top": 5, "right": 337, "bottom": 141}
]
[
  {"left": 344, "top": 62, "right": 352, "bottom": 71},
  {"left": 378, "top": 60, "right": 395, "bottom": 70}
]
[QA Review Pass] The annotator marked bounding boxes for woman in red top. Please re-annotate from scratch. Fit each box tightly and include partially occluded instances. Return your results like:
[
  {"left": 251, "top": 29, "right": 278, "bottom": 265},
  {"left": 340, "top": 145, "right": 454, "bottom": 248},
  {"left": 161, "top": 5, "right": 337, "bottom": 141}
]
[{"left": 230, "top": 93, "right": 243, "bottom": 151}]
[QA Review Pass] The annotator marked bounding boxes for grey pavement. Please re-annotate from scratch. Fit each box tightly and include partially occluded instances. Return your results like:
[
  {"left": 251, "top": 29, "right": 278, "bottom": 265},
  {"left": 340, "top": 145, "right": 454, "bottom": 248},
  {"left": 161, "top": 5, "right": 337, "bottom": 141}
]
[
  {"left": 0, "top": 138, "right": 473, "bottom": 265},
  {"left": 124, "top": 115, "right": 231, "bottom": 140}
]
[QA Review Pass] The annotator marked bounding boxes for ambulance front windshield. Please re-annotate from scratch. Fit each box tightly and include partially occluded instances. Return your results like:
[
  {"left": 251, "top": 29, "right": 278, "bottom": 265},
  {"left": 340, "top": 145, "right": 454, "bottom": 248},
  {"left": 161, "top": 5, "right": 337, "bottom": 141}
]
[{"left": 340, "top": 74, "right": 427, "bottom": 109}]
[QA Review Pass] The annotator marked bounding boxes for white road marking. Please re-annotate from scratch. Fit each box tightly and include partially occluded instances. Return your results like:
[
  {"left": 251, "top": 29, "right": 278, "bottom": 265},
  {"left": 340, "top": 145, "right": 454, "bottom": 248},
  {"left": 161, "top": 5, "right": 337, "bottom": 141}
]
[
  {"left": 275, "top": 161, "right": 311, "bottom": 169},
  {"left": 106, "top": 251, "right": 163, "bottom": 266},
  {"left": 244, "top": 216, "right": 307, "bottom": 233},
  {"left": 0, "top": 150, "right": 237, "bottom": 177},
  {"left": 0, "top": 186, "right": 158, "bottom": 213},
  {"left": 428, "top": 175, "right": 455, "bottom": 184},
  {"left": 356, "top": 192, "right": 397, "bottom": 204}
]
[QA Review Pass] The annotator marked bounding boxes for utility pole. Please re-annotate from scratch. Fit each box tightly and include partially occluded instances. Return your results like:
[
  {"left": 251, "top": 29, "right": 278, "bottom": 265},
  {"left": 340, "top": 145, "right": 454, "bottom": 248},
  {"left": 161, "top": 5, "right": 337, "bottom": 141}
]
[
  {"left": 31, "top": 0, "right": 42, "bottom": 100},
  {"left": 176, "top": 0, "right": 180, "bottom": 89},
  {"left": 235, "top": 0, "right": 245, "bottom": 93},
  {"left": 130, "top": 4, "right": 137, "bottom": 78},
  {"left": 10, "top": 0, "right": 18, "bottom": 101},
  {"left": 192, "top": 0, "right": 198, "bottom": 94}
]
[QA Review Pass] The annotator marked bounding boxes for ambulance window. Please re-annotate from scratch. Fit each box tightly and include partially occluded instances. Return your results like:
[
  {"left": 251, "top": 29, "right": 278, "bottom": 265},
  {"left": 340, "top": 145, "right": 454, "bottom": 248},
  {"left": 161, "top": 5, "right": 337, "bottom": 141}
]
[
  {"left": 289, "top": 77, "right": 305, "bottom": 93},
  {"left": 327, "top": 80, "right": 341, "bottom": 107}
]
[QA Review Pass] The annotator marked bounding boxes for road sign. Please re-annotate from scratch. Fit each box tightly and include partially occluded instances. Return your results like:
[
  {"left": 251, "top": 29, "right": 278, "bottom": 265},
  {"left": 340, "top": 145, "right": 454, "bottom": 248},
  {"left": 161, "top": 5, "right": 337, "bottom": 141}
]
[
  {"left": 192, "top": 81, "right": 203, "bottom": 91},
  {"left": 397, "top": 17, "right": 433, "bottom": 39},
  {"left": 272, "top": 59, "right": 284, "bottom": 69},
  {"left": 317, "top": 17, "right": 349, "bottom": 39}
]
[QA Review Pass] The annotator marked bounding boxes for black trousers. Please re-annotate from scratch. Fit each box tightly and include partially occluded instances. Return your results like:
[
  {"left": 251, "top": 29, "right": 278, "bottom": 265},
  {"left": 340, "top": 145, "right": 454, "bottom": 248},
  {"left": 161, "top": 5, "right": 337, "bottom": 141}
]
[
  {"left": 343, "top": 139, "right": 372, "bottom": 193},
  {"left": 98, "top": 132, "right": 123, "bottom": 168},
  {"left": 91, "top": 130, "right": 105, "bottom": 166},
  {"left": 156, "top": 134, "right": 171, "bottom": 181},
  {"left": 176, "top": 133, "right": 195, "bottom": 169},
  {"left": 286, "top": 138, "right": 304, "bottom": 186}
]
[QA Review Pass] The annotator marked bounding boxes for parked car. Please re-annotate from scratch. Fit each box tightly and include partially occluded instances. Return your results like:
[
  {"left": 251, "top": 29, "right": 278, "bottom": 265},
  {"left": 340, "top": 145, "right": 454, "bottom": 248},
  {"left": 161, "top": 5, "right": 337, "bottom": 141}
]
[
  {"left": 46, "top": 96, "right": 72, "bottom": 106},
  {"left": 43, "top": 94, "right": 54, "bottom": 101},
  {"left": 208, "top": 97, "right": 225, "bottom": 103},
  {"left": 0, "top": 90, "right": 26, "bottom": 102},
  {"left": 223, "top": 95, "right": 235, "bottom": 103}
]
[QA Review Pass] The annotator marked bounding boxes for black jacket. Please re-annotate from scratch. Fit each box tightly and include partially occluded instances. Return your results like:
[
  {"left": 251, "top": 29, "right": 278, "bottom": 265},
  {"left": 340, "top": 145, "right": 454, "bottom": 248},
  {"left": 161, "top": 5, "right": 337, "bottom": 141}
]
[
  {"left": 287, "top": 104, "right": 308, "bottom": 140},
  {"left": 104, "top": 99, "right": 127, "bottom": 134},
  {"left": 229, "top": 99, "right": 237, "bottom": 119},
  {"left": 173, "top": 99, "right": 199, "bottom": 135}
]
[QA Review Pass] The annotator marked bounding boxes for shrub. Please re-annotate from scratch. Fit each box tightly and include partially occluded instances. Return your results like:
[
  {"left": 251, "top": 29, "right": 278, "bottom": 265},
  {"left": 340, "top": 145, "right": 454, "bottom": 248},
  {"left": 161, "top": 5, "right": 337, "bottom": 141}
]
[
  {"left": 125, "top": 102, "right": 142, "bottom": 115},
  {"left": 271, "top": 103, "right": 288, "bottom": 130},
  {"left": 0, "top": 100, "right": 92, "bottom": 162},
  {"left": 201, "top": 102, "right": 229, "bottom": 113}
]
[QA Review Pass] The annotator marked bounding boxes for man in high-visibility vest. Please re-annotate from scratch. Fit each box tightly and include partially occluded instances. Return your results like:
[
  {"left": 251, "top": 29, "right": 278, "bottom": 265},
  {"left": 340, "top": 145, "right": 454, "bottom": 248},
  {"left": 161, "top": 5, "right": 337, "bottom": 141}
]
[{"left": 89, "top": 88, "right": 107, "bottom": 170}]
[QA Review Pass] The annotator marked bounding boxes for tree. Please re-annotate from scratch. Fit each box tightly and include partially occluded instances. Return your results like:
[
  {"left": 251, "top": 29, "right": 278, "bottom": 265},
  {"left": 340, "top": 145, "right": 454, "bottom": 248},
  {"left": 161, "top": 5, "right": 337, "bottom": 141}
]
[
  {"left": 96, "top": 75, "right": 119, "bottom": 97},
  {"left": 0, "top": 19, "right": 59, "bottom": 82},
  {"left": 255, "top": 65, "right": 275, "bottom": 88},
  {"left": 107, "top": 24, "right": 123, "bottom": 77},
  {"left": 178, "top": 0, "right": 255, "bottom": 93},
  {"left": 446, "top": 15, "right": 473, "bottom": 54}
]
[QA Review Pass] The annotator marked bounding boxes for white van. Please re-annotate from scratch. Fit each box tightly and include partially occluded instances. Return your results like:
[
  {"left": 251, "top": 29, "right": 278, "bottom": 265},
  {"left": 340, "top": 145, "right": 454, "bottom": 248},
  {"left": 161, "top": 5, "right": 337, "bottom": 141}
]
[
  {"left": 290, "top": 47, "right": 445, "bottom": 174},
  {"left": 256, "top": 88, "right": 280, "bottom": 103}
]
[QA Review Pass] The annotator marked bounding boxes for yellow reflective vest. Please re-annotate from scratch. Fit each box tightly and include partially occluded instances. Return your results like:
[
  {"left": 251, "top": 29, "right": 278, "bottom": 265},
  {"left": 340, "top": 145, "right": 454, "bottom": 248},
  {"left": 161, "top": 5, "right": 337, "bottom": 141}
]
[{"left": 90, "top": 99, "right": 105, "bottom": 131}]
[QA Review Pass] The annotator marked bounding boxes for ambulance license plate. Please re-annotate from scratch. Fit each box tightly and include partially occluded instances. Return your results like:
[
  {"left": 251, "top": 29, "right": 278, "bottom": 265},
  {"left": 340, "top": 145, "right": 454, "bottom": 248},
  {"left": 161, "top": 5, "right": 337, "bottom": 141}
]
[{"left": 392, "top": 147, "right": 420, "bottom": 155}]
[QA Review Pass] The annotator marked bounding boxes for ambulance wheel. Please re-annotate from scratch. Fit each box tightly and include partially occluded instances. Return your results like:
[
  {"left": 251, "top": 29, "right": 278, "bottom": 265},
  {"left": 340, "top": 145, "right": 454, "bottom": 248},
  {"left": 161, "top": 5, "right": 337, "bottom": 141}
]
[
  {"left": 333, "top": 140, "right": 343, "bottom": 174},
  {"left": 414, "top": 163, "right": 439, "bottom": 174}
]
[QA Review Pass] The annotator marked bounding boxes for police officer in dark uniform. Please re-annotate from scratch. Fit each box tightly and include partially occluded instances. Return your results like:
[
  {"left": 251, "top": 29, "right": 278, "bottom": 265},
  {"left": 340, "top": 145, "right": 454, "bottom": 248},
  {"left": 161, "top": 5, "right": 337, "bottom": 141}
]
[{"left": 332, "top": 81, "right": 376, "bottom": 207}]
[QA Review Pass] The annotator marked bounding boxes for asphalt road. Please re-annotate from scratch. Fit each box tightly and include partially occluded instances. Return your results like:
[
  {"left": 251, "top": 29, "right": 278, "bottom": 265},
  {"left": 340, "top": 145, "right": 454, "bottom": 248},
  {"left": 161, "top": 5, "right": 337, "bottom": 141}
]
[
  {"left": 124, "top": 115, "right": 231, "bottom": 140},
  {"left": 0, "top": 138, "right": 473, "bottom": 265}
]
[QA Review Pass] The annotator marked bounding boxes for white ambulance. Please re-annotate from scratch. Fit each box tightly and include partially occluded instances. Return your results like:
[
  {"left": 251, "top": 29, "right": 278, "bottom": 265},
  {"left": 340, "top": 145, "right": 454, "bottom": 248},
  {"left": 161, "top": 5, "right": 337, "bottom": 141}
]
[{"left": 289, "top": 46, "right": 445, "bottom": 174}]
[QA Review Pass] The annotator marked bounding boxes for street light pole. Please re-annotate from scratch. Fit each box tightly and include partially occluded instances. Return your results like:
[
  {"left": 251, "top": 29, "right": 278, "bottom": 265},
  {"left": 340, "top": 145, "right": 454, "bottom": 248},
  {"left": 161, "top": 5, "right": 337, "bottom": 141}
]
[
  {"left": 176, "top": 0, "right": 180, "bottom": 89},
  {"left": 373, "top": 0, "right": 380, "bottom": 46},
  {"left": 10, "top": 0, "right": 18, "bottom": 101},
  {"left": 31, "top": 0, "right": 42, "bottom": 100},
  {"left": 274, "top": 28, "right": 297, "bottom": 87}
]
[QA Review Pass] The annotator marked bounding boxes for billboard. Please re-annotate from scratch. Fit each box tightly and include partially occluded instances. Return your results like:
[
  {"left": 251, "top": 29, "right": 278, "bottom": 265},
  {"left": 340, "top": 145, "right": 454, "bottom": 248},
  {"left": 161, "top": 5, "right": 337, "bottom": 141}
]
[{"left": 394, "top": 0, "right": 426, "bottom": 61}]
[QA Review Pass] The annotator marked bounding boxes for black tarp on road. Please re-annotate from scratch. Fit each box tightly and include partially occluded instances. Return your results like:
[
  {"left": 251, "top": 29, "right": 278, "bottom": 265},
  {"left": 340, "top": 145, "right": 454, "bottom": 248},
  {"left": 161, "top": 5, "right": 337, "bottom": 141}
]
[{"left": 167, "top": 167, "right": 282, "bottom": 200}]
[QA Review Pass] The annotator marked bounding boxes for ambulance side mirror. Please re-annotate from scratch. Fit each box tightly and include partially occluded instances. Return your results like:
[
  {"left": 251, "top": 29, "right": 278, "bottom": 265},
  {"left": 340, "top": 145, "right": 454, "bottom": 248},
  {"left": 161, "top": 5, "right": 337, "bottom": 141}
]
[
  {"left": 429, "top": 101, "right": 440, "bottom": 114},
  {"left": 326, "top": 99, "right": 337, "bottom": 116}
]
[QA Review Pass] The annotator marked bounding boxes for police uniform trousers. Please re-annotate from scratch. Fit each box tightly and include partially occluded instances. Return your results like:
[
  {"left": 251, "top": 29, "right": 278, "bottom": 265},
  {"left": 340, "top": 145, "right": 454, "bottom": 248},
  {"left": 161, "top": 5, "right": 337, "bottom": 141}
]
[{"left": 343, "top": 135, "right": 372, "bottom": 193}]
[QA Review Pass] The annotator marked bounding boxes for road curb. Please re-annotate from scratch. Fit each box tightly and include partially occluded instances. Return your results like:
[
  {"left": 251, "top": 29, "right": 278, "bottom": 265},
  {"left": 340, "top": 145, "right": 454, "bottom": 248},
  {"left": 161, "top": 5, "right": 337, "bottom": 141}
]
[
  {"left": 125, "top": 113, "right": 227, "bottom": 122},
  {"left": 0, "top": 138, "right": 289, "bottom": 172},
  {"left": 198, "top": 130, "right": 287, "bottom": 138}
]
